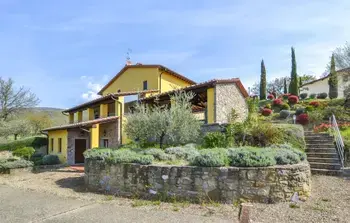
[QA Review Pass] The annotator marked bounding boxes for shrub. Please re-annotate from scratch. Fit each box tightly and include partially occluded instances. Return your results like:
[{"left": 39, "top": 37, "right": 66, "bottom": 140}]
[
  {"left": 107, "top": 150, "right": 154, "bottom": 165},
  {"left": 309, "top": 93, "right": 316, "bottom": 99},
  {"left": 295, "top": 107, "right": 305, "bottom": 116},
  {"left": 191, "top": 149, "right": 228, "bottom": 167},
  {"left": 281, "top": 93, "right": 291, "bottom": 100},
  {"left": 0, "top": 159, "right": 33, "bottom": 170},
  {"left": 297, "top": 113, "right": 309, "bottom": 125},
  {"left": 42, "top": 155, "right": 60, "bottom": 165},
  {"left": 305, "top": 106, "right": 314, "bottom": 112},
  {"left": 328, "top": 98, "right": 345, "bottom": 106},
  {"left": 228, "top": 147, "right": 276, "bottom": 167},
  {"left": 202, "top": 132, "right": 231, "bottom": 148},
  {"left": 165, "top": 146, "right": 199, "bottom": 162},
  {"left": 317, "top": 92, "right": 328, "bottom": 99},
  {"left": 249, "top": 123, "right": 283, "bottom": 147},
  {"left": 272, "top": 99, "right": 283, "bottom": 106},
  {"left": 308, "top": 111, "right": 324, "bottom": 125},
  {"left": 143, "top": 148, "right": 175, "bottom": 161},
  {"left": 264, "top": 104, "right": 272, "bottom": 109},
  {"left": 267, "top": 94, "right": 275, "bottom": 100},
  {"left": 280, "top": 103, "right": 290, "bottom": 110},
  {"left": 258, "top": 100, "right": 271, "bottom": 108},
  {"left": 288, "top": 95, "right": 299, "bottom": 104},
  {"left": 274, "top": 149, "right": 300, "bottom": 165},
  {"left": 84, "top": 148, "right": 113, "bottom": 160},
  {"left": 12, "top": 147, "right": 35, "bottom": 160},
  {"left": 323, "top": 106, "right": 350, "bottom": 120},
  {"left": 0, "top": 136, "right": 47, "bottom": 151},
  {"left": 300, "top": 93, "right": 308, "bottom": 100},
  {"left": 270, "top": 143, "right": 306, "bottom": 161},
  {"left": 30, "top": 153, "right": 44, "bottom": 166},
  {"left": 261, "top": 108, "right": 272, "bottom": 116},
  {"left": 309, "top": 101, "right": 320, "bottom": 107},
  {"left": 274, "top": 124, "right": 306, "bottom": 150},
  {"left": 280, "top": 110, "right": 291, "bottom": 119}
]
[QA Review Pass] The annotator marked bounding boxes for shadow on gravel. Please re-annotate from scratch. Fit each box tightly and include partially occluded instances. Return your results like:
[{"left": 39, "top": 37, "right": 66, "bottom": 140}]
[{"left": 55, "top": 176, "right": 87, "bottom": 193}]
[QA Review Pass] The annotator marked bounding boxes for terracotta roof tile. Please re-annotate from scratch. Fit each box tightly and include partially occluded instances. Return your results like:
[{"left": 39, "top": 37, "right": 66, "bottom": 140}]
[{"left": 42, "top": 116, "right": 119, "bottom": 131}]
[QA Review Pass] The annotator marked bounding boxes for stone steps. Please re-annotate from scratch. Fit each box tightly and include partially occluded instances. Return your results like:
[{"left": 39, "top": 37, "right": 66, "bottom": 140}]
[
  {"left": 306, "top": 152, "right": 339, "bottom": 159},
  {"left": 306, "top": 143, "right": 335, "bottom": 148},
  {"left": 306, "top": 148, "right": 337, "bottom": 153},
  {"left": 311, "top": 168, "right": 343, "bottom": 176},
  {"left": 309, "top": 162, "right": 341, "bottom": 170},
  {"left": 307, "top": 157, "right": 339, "bottom": 163}
]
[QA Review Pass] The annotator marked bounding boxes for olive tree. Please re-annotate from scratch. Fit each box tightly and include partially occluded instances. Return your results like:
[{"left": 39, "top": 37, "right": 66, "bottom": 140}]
[{"left": 124, "top": 91, "right": 201, "bottom": 148}]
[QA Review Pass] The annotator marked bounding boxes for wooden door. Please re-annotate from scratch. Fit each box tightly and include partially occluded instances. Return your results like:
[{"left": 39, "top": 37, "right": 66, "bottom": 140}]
[{"left": 75, "top": 139, "right": 87, "bottom": 163}]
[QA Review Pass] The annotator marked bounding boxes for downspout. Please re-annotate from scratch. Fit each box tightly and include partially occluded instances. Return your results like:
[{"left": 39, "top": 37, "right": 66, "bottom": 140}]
[
  {"left": 110, "top": 94, "right": 123, "bottom": 145},
  {"left": 159, "top": 70, "right": 165, "bottom": 94}
]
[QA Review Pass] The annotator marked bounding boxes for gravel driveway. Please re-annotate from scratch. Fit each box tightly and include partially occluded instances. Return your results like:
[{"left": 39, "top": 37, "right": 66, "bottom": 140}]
[{"left": 0, "top": 167, "right": 350, "bottom": 222}]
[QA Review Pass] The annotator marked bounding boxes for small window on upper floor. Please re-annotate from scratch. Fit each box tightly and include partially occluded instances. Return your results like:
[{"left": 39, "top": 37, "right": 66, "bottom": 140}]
[{"left": 143, "top": 81, "right": 148, "bottom": 90}]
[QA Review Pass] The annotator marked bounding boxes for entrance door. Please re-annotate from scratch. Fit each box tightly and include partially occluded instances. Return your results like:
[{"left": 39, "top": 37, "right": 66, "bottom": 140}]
[{"left": 75, "top": 139, "right": 87, "bottom": 163}]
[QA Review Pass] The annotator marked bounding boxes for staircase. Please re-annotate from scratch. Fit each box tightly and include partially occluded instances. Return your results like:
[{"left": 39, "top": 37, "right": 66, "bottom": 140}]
[{"left": 305, "top": 131, "right": 342, "bottom": 175}]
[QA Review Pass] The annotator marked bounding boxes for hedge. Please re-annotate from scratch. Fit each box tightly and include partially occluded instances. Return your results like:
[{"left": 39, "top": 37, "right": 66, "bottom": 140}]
[{"left": 0, "top": 136, "right": 47, "bottom": 151}]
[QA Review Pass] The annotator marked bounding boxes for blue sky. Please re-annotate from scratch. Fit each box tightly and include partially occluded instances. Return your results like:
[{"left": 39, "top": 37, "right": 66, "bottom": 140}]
[{"left": 1, "top": 0, "right": 350, "bottom": 108}]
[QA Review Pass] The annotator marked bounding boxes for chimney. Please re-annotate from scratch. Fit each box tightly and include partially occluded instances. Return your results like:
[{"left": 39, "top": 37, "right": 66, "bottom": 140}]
[{"left": 126, "top": 60, "right": 132, "bottom": 66}]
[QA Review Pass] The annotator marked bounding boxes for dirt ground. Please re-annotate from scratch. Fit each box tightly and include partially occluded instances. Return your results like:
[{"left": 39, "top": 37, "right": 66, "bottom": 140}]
[{"left": 1, "top": 167, "right": 350, "bottom": 223}]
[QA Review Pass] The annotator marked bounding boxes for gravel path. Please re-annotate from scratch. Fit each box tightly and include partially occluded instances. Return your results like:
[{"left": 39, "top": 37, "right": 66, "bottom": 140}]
[{"left": 1, "top": 168, "right": 350, "bottom": 222}]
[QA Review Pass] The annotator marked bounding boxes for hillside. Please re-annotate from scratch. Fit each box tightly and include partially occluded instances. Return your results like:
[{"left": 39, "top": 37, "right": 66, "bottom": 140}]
[{"left": 20, "top": 107, "right": 68, "bottom": 126}]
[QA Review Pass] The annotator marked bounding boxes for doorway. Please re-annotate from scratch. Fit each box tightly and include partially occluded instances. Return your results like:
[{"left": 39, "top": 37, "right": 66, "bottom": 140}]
[{"left": 75, "top": 139, "right": 87, "bottom": 163}]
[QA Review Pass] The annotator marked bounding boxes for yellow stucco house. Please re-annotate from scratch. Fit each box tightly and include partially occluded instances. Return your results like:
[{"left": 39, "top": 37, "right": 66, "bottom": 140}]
[{"left": 43, "top": 63, "right": 248, "bottom": 164}]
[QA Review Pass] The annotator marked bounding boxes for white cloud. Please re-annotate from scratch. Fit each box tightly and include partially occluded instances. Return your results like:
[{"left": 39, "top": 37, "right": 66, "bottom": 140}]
[{"left": 80, "top": 77, "right": 104, "bottom": 101}]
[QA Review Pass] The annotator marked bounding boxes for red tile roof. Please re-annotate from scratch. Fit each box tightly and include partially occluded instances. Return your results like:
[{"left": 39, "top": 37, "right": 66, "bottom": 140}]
[
  {"left": 63, "top": 89, "right": 159, "bottom": 113},
  {"left": 42, "top": 116, "right": 119, "bottom": 131},
  {"left": 97, "top": 64, "right": 197, "bottom": 95},
  {"left": 141, "top": 78, "right": 249, "bottom": 101}
]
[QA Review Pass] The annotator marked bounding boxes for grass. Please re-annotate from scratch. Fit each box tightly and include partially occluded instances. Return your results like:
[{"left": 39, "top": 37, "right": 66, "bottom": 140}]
[{"left": 131, "top": 199, "right": 161, "bottom": 207}]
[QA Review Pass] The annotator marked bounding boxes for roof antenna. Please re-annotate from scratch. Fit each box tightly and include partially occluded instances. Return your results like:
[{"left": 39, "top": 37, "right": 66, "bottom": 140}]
[{"left": 126, "top": 48, "right": 132, "bottom": 65}]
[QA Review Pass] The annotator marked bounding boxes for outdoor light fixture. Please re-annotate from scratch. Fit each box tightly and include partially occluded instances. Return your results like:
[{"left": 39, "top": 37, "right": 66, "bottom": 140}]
[
  {"left": 293, "top": 115, "right": 296, "bottom": 124},
  {"left": 103, "top": 130, "right": 107, "bottom": 137}
]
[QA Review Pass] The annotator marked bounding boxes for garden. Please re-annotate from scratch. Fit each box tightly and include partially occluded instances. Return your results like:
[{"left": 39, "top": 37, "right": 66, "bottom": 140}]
[
  {"left": 84, "top": 92, "right": 307, "bottom": 168},
  {"left": 0, "top": 136, "right": 60, "bottom": 173}
]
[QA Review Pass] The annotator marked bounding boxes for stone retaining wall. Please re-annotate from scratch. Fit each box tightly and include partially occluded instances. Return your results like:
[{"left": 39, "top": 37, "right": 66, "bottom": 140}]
[{"left": 85, "top": 159, "right": 311, "bottom": 203}]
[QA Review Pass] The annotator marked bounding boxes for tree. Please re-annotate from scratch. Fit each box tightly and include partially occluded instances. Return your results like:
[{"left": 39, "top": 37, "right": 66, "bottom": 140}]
[
  {"left": 259, "top": 60, "right": 267, "bottom": 100},
  {"left": 300, "top": 74, "right": 317, "bottom": 85},
  {"left": 283, "top": 78, "right": 288, "bottom": 94},
  {"left": 26, "top": 112, "right": 53, "bottom": 134},
  {"left": 328, "top": 54, "right": 338, "bottom": 99},
  {"left": 251, "top": 77, "right": 289, "bottom": 96},
  {"left": 124, "top": 91, "right": 201, "bottom": 148},
  {"left": 0, "top": 119, "right": 30, "bottom": 140},
  {"left": 326, "top": 42, "right": 350, "bottom": 71},
  {"left": 0, "top": 78, "right": 39, "bottom": 121},
  {"left": 289, "top": 47, "right": 299, "bottom": 95}
]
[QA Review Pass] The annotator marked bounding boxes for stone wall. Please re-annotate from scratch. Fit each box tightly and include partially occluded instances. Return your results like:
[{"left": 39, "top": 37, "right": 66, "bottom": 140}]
[
  {"left": 85, "top": 160, "right": 311, "bottom": 203},
  {"left": 99, "top": 121, "right": 120, "bottom": 148},
  {"left": 215, "top": 83, "right": 248, "bottom": 123}
]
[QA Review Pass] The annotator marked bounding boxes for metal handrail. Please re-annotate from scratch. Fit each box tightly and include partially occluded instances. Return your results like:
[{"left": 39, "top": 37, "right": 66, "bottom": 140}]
[{"left": 329, "top": 114, "right": 345, "bottom": 168}]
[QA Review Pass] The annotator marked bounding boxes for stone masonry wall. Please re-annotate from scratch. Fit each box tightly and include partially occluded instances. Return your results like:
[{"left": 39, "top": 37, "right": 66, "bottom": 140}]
[
  {"left": 215, "top": 83, "right": 248, "bottom": 123},
  {"left": 85, "top": 160, "right": 311, "bottom": 203},
  {"left": 67, "top": 129, "right": 90, "bottom": 165}
]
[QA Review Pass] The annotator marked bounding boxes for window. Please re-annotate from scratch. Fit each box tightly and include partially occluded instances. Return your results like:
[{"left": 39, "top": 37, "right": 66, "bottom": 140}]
[
  {"left": 143, "top": 80, "right": 148, "bottom": 90},
  {"left": 103, "top": 139, "right": 109, "bottom": 148},
  {"left": 51, "top": 138, "right": 54, "bottom": 152},
  {"left": 94, "top": 107, "right": 100, "bottom": 119},
  {"left": 58, "top": 138, "right": 62, "bottom": 153},
  {"left": 108, "top": 103, "right": 115, "bottom": 117}
]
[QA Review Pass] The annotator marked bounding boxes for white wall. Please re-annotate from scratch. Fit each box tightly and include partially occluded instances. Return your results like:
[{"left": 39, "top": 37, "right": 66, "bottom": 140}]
[{"left": 300, "top": 72, "right": 350, "bottom": 98}]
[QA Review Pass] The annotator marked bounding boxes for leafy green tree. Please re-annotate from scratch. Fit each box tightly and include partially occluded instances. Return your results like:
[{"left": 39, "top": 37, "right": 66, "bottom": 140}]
[
  {"left": 289, "top": 47, "right": 299, "bottom": 95},
  {"left": 0, "top": 78, "right": 39, "bottom": 121},
  {"left": 259, "top": 60, "right": 267, "bottom": 100},
  {"left": 328, "top": 54, "right": 338, "bottom": 99},
  {"left": 0, "top": 119, "right": 30, "bottom": 140},
  {"left": 300, "top": 74, "right": 316, "bottom": 85},
  {"left": 326, "top": 41, "right": 350, "bottom": 71},
  {"left": 283, "top": 78, "right": 288, "bottom": 94},
  {"left": 124, "top": 91, "right": 200, "bottom": 148},
  {"left": 26, "top": 112, "right": 53, "bottom": 134}
]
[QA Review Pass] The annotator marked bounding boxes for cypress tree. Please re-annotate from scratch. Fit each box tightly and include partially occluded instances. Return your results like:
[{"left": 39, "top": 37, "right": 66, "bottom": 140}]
[
  {"left": 289, "top": 47, "right": 299, "bottom": 95},
  {"left": 283, "top": 78, "right": 288, "bottom": 94},
  {"left": 328, "top": 54, "right": 338, "bottom": 99},
  {"left": 260, "top": 59, "right": 267, "bottom": 100}
]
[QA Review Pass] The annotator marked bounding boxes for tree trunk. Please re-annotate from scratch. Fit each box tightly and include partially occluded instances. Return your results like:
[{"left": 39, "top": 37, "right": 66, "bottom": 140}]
[
  {"left": 159, "top": 132, "right": 165, "bottom": 149},
  {"left": 14, "top": 134, "right": 18, "bottom": 140}
]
